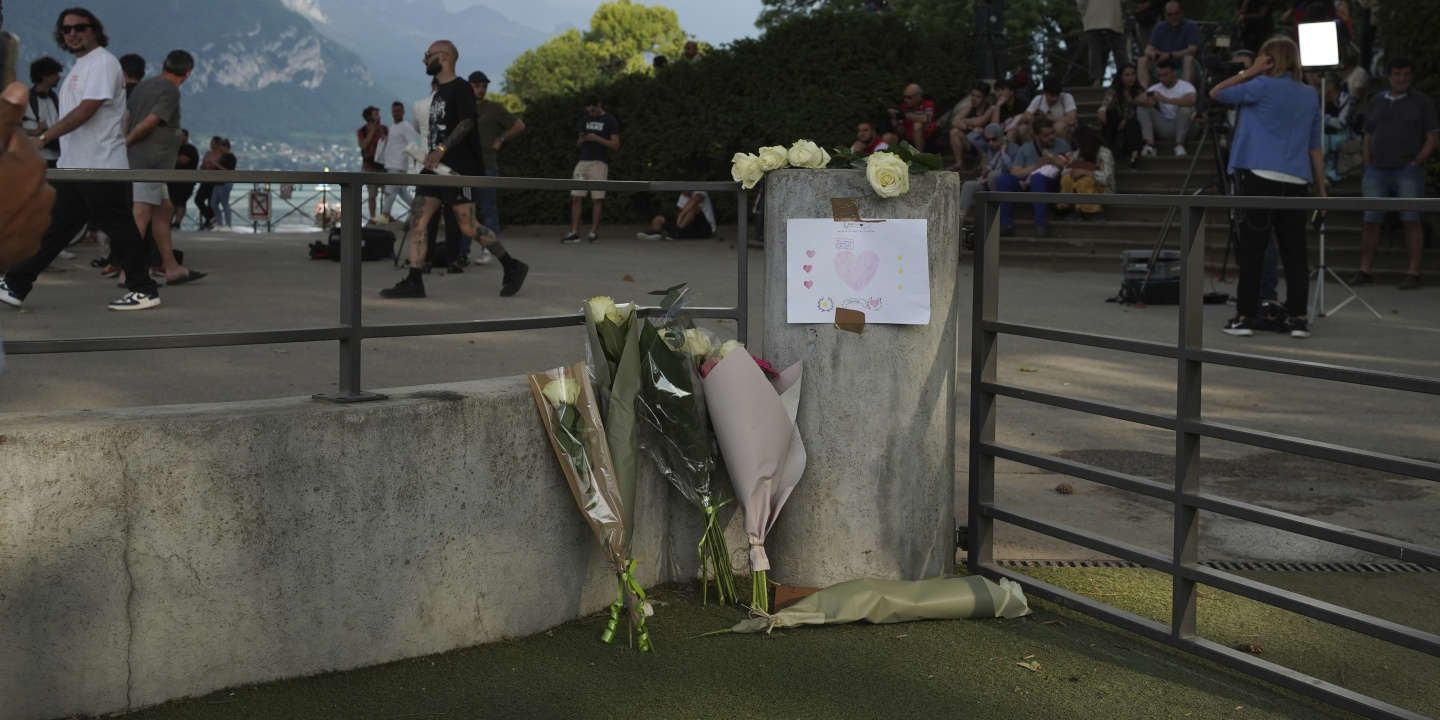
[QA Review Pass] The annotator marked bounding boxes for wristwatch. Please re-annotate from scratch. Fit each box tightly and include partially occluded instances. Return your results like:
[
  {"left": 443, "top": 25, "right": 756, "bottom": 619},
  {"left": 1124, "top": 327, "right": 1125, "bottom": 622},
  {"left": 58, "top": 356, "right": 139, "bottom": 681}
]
[{"left": 435, "top": 143, "right": 447, "bottom": 154}]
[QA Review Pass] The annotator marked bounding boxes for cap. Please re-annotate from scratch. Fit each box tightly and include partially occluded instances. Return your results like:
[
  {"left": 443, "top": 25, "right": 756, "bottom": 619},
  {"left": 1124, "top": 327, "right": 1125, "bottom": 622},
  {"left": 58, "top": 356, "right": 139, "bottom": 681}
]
[
  {"left": 983, "top": 123, "right": 1004, "bottom": 139},
  {"left": 467, "top": 71, "right": 490, "bottom": 84}
]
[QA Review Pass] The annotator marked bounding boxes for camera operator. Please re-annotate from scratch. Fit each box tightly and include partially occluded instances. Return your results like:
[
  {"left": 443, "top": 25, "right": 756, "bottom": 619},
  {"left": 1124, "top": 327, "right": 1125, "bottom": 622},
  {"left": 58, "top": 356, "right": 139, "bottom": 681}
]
[{"left": 1209, "top": 36, "right": 1325, "bottom": 339}]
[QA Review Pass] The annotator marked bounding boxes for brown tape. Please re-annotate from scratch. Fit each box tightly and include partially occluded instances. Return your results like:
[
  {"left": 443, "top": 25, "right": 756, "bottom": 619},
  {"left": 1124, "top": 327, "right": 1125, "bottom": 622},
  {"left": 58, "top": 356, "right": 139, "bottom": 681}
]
[
  {"left": 835, "top": 308, "right": 866, "bottom": 334},
  {"left": 830, "top": 198, "right": 863, "bottom": 222}
]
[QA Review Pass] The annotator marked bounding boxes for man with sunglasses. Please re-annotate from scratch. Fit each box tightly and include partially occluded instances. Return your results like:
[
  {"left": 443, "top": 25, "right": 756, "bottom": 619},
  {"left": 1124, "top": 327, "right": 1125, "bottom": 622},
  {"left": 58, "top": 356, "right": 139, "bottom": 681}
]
[
  {"left": 0, "top": 7, "right": 160, "bottom": 311},
  {"left": 381, "top": 40, "right": 528, "bottom": 299}
]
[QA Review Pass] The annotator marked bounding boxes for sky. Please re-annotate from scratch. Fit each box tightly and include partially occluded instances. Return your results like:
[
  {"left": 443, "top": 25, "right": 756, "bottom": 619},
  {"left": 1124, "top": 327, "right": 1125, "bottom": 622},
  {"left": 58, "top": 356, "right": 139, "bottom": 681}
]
[{"left": 443, "top": 0, "right": 767, "bottom": 45}]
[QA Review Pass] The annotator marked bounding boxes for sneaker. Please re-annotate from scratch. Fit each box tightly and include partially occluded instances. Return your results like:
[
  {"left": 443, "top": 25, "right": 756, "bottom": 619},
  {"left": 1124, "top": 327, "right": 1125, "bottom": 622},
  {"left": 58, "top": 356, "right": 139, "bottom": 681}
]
[
  {"left": 58, "top": 250, "right": 77, "bottom": 260},
  {"left": 500, "top": 258, "right": 529, "bottom": 297},
  {"left": 1173, "top": 145, "right": 1187, "bottom": 157},
  {"left": 474, "top": 248, "right": 494, "bottom": 266},
  {"left": 636, "top": 231, "right": 664, "bottom": 241},
  {"left": 1222, "top": 317, "right": 1254, "bottom": 337},
  {"left": 1398, "top": 274, "right": 1422, "bottom": 290},
  {"left": 586, "top": 231, "right": 599, "bottom": 243},
  {"left": 380, "top": 277, "right": 426, "bottom": 299},
  {"left": 1348, "top": 270, "right": 1374, "bottom": 286},
  {"left": 0, "top": 279, "right": 22, "bottom": 308},
  {"left": 560, "top": 232, "right": 581, "bottom": 244},
  {"left": 107, "top": 291, "right": 161, "bottom": 311},
  {"left": 1288, "top": 317, "right": 1312, "bottom": 338},
  {"left": 1141, "top": 145, "right": 1157, "bottom": 158}
]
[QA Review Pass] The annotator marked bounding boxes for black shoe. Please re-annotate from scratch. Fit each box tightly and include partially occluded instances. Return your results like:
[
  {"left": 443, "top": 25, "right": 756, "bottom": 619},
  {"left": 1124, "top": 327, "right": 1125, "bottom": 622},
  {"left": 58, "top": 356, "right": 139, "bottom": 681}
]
[
  {"left": 560, "top": 232, "right": 581, "bottom": 244},
  {"left": 381, "top": 277, "right": 426, "bottom": 298},
  {"left": 1398, "top": 274, "right": 1422, "bottom": 290},
  {"left": 447, "top": 261, "right": 466, "bottom": 274},
  {"left": 1288, "top": 316, "right": 1312, "bottom": 338},
  {"left": 1348, "top": 271, "right": 1374, "bottom": 286},
  {"left": 500, "top": 259, "right": 529, "bottom": 297},
  {"left": 1222, "top": 316, "right": 1254, "bottom": 337}
]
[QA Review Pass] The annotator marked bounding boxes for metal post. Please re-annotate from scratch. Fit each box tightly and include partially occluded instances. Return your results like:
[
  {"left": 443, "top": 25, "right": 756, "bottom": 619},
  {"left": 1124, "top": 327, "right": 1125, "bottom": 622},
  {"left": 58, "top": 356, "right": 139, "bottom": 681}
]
[
  {"left": 736, "top": 188, "right": 750, "bottom": 344},
  {"left": 315, "top": 179, "right": 386, "bottom": 403},
  {"left": 967, "top": 199, "right": 1000, "bottom": 570},
  {"left": 1172, "top": 204, "right": 1204, "bottom": 637}
]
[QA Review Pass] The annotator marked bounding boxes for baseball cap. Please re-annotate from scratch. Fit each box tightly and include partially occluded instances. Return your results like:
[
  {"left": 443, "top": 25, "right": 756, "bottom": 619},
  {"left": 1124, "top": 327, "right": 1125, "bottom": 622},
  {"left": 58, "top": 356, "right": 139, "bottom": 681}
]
[
  {"left": 983, "top": 123, "right": 1004, "bottom": 139},
  {"left": 467, "top": 71, "right": 490, "bottom": 84}
]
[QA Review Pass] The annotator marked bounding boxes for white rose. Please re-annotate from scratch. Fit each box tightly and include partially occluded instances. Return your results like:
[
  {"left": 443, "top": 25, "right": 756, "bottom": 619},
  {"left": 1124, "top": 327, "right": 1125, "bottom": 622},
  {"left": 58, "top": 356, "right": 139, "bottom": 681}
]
[
  {"left": 731, "top": 152, "right": 765, "bottom": 190},
  {"left": 682, "top": 328, "right": 713, "bottom": 357},
  {"left": 542, "top": 376, "right": 580, "bottom": 407},
  {"left": 866, "top": 151, "right": 911, "bottom": 198},
  {"left": 718, "top": 339, "right": 745, "bottom": 358},
  {"left": 605, "top": 303, "right": 632, "bottom": 326},
  {"left": 757, "top": 145, "right": 789, "bottom": 172},
  {"left": 787, "top": 139, "right": 831, "bottom": 170},
  {"left": 586, "top": 296, "right": 617, "bottom": 324}
]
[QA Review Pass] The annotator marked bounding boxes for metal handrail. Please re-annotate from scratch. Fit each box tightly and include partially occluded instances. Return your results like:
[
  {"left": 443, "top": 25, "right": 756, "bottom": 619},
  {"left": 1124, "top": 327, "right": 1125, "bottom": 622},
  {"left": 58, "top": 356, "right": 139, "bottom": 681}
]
[
  {"left": 970, "top": 190, "right": 1440, "bottom": 720},
  {"left": 7, "top": 170, "right": 749, "bottom": 403}
]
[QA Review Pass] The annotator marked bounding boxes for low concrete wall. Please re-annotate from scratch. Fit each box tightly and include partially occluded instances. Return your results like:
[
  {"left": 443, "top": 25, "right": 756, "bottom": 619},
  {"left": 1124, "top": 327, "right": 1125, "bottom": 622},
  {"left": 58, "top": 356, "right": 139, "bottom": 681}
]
[{"left": 0, "top": 378, "right": 682, "bottom": 720}]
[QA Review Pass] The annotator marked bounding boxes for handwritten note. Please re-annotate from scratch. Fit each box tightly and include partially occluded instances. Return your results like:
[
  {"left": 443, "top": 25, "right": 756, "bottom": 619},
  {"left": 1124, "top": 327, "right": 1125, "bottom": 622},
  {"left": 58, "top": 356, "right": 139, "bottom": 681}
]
[{"left": 786, "top": 218, "right": 930, "bottom": 325}]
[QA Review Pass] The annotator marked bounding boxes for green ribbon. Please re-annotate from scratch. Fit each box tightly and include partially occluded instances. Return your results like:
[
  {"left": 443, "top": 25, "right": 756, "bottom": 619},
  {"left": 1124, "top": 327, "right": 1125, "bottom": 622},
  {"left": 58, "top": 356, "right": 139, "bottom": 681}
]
[{"left": 599, "top": 558, "right": 652, "bottom": 652}]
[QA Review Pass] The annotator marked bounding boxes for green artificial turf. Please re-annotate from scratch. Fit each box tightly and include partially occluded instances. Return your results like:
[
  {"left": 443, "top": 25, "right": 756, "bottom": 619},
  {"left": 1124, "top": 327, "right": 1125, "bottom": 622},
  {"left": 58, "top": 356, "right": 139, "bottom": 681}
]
[{"left": 114, "top": 568, "right": 1440, "bottom": 720}]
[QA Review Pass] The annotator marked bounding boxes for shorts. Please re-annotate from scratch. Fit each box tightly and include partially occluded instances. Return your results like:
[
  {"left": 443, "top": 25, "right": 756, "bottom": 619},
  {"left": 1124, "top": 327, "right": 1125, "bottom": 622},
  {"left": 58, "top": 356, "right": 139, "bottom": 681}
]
[
  {"left": 415, "top": 183, "right": 474, "bottom": 206},
  {"left": 133, "top": 182, "right": 168, "bottom": 206},
  {"left": 571, "top": 160, "right": 609, "bottom": 199},
  {"left": 1362, "top": 165, "right": 1424, "bottom": 223}
]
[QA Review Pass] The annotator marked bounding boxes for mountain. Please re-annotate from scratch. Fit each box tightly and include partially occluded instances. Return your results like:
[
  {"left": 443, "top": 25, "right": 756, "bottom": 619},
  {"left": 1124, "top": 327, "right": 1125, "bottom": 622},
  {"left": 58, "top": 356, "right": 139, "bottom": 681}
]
[
  {"left": 308, "top": 0, "right": 549, "bottom": 101},
  {"left": 4, "top": 0, "right": 383, "bottom": 168}
]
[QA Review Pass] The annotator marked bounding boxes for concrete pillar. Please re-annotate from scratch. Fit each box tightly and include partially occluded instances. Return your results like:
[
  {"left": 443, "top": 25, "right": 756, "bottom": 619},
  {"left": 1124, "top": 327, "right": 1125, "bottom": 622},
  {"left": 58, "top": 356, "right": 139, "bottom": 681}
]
[{"left": 763, "top": 168, "right": 961, "bottom": 588}]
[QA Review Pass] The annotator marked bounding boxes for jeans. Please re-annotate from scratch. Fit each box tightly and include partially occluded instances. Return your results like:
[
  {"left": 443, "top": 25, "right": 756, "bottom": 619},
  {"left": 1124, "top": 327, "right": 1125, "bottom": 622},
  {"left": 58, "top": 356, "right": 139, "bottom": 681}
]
[
  {"left": 210, "top": 183, "right": 233, "bottom": 226},
  {"left": 477, "top": 166, "right": 501, "bottom": 233},
  {"left": 993, "top": 172, "right": 1057, "bottom": 230},
  {"left": 1361, "top": 165, "right": 1424, "bottom": 223},
  {"left": 1236, "top": 172, "right": 1310, "bottom": 319},
  {"left": 3, "top": 181, "right": 158, "bottom": 299},
  {"left": 1137, "top": 105, "right": 1193, "bottom": 146}
]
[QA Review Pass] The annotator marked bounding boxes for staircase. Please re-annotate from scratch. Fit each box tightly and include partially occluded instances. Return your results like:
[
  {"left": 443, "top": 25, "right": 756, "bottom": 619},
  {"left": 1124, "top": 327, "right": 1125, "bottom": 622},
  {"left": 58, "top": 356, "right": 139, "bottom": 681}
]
[{"left": 995, "top": 84, "right": 1439, "bottom": 280}]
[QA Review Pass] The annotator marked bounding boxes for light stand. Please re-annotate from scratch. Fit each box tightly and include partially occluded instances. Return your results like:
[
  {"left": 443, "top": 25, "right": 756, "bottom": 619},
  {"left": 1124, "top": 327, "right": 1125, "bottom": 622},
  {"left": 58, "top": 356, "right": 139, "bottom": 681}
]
[{"left": 1299, "top": 20, "right": 1382, "bottom": 320}]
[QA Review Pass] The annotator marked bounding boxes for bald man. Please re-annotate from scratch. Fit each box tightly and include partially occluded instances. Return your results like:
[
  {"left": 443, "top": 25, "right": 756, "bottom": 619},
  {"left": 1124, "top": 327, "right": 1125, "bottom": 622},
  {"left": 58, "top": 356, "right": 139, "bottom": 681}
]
[
  {"left": 1141, "top": 1, "right": 1200, "bottom": 86},
  {"left": 889, "top": 83, "right": 938, "bottom": 150}
]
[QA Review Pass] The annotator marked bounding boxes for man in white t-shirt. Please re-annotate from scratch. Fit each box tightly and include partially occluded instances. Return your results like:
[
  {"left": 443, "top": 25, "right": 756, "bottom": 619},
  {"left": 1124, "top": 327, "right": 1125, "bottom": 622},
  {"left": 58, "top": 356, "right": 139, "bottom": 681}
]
[
  {"left": 1025, "top": 79, "right": 1078, "bottom": 139},
  {"left": 374, "top": 100, "right": 419, "bottom": 222},
  {"left": 0, "top": 8, "right": 161, "bottom": 311},
  {"left": 1137, "top": 60, "right": 1197, "bottom": 157},
  {"left": 636, "top": 190, "right": 716, "bottom": 241}
]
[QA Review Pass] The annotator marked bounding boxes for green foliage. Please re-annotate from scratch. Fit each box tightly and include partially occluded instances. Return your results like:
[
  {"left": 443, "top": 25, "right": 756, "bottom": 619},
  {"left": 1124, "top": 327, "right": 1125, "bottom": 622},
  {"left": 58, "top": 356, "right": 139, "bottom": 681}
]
[
  {"left": 502, "top": 0, "right": 689, "bottom": 104},
  {"left": 495, "top": 10, "right": 971, "bottom": 224}
]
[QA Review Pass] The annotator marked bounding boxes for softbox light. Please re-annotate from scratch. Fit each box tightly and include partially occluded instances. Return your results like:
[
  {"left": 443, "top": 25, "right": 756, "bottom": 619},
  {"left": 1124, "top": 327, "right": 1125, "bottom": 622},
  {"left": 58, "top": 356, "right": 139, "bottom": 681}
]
[{"left": 1298, "top": 21, "right": 1340, "bottom": 68}]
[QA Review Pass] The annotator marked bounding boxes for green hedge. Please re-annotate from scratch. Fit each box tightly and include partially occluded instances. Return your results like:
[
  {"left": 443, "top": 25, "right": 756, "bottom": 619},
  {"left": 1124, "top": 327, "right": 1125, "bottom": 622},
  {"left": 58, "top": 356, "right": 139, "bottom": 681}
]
[{"left": 493, "top": 11, "right": 971, "bottom": 225}]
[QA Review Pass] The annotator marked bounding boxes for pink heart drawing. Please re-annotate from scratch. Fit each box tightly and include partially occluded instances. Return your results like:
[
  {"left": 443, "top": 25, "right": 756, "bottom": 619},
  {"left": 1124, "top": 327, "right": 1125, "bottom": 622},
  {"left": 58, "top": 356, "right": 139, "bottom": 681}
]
[
  {"left": 805, "top": 249, "right": 816, "bottom": 258},
  {"left": 803, "top": 280, "right": 814, "bottom": 289},
  {"left": 834, "top": 250, "right": 879, "bottom": 291},
  {"left": 803, "top": 264, "right": 813, "bottom": 273}
]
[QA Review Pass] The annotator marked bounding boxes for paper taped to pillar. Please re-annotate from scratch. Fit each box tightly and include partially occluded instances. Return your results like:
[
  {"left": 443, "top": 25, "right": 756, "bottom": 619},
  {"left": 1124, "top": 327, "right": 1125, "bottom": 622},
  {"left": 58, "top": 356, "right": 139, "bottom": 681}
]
[{"left": 786, "top": 219, "right": 931, "bottom": 324}]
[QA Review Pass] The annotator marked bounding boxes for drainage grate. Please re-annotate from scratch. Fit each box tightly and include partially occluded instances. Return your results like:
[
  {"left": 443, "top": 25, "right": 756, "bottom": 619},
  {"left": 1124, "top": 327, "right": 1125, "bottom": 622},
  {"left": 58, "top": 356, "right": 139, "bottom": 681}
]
[{"left": 987, "top": 559, "right": 1437, "bottom": 573}]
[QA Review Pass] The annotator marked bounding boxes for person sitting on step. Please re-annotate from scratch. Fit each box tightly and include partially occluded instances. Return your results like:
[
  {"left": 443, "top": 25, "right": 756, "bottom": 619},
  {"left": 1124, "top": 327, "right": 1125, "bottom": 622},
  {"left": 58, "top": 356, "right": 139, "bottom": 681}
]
[
  {"left": 1056, "top": 125, "right": 1115, "bottom": 221},
  {"left": 1136, "top": 60, "right": 1196, "bottom": 157}
]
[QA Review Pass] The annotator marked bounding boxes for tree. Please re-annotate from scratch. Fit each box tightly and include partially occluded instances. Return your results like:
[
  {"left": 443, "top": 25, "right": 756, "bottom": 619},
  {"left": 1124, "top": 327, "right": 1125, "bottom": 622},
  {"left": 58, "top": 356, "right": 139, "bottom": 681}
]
[{"left": 503, "top": 0, "right": 689, "bottom": 103}]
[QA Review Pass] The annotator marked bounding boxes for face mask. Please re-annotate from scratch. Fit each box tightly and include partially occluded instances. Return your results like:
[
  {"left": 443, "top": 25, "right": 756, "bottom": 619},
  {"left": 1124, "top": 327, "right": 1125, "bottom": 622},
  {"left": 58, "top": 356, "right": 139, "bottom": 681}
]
[{"left": 426, "top": 61, "right": 442, "bottom": 76}]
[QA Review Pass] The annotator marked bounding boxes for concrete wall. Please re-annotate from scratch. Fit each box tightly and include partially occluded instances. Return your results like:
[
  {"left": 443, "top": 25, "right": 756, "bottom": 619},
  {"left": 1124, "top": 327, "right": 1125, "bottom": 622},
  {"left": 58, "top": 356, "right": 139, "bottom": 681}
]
[{"left": 0, "top": 379, "right": 682, "bottom": 720}]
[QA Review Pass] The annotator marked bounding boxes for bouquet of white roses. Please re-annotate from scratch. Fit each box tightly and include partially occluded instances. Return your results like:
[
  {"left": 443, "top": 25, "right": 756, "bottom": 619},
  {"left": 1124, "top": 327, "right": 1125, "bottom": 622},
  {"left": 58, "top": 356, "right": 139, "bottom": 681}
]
[
  {"left": 583, "top": 295, "right": 643, "bottom": 568},
  {"left": 529, "top": 364, "right": 652, "bottom": 651},
  {"left": 731, "top": 138, "right": 942, "bottom": 199}
]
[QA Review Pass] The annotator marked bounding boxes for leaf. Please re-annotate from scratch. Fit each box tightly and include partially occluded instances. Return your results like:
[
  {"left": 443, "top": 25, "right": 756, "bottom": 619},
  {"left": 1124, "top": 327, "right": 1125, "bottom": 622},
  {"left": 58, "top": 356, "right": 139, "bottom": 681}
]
[
  {"left": 1015, "top": 660, "right": 1041, "bottom": 672},
  {"left": 909, "top": 152, "right": 945, "bottom": 172}
]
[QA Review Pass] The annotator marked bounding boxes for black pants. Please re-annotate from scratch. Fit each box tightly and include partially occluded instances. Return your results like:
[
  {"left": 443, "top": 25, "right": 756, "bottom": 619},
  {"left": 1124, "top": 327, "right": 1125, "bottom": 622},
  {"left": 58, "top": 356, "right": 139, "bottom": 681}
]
[
  {"left": 3, "top": 181, "right": 158, "bottom": 299},
  {"left": 423, "top": 202, "right": 464, "bottom": 265},
  {"left": 195, "top": 182, "right": 215, "bottom": 224},
  {"left": 1103, "top": 112, "right": 1143, "bottom": 159},
  {"left": 1235, "top": 171, "right": 1309, "bottom": 319}
]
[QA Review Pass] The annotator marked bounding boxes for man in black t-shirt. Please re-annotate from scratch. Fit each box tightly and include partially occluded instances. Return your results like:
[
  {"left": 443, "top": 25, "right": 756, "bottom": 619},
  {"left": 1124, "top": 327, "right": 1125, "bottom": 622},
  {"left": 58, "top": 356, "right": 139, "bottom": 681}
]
[
  {"left": 561, "top": 98, "right": 620, "bottom": 244},
  {"left": 381, "top": 40, "right": 528, "bottom": 299}
]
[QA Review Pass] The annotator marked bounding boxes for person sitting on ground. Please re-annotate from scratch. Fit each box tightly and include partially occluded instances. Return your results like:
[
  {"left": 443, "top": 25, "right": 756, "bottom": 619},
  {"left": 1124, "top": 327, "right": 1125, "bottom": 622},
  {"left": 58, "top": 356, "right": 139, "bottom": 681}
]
[
  {"left": 994, "top": 116, "right": 1072, "bottom": 238},
  {"left": 949, "top": 82, "right": 996, "bottom": 170},
  {"left": 1098, "top": 63, "right": 1148, "bottom": 166},
  {"left": 1140, "top": 1, "right": 1200, "bottom": 86},
  {"left": 959, "top": 123, "right": 1019, "bottom": 231},
  {"left": 1025, "top": 78, "right": 1079, "bottom": 139},
  {"left": 889, "top": 82, "right": 937, "bottom": 151},
  {"left": 1137, "top": 60, "right": 1196, "bottom": 157},
  {"left": 636, "top": 190, "right": 716, "bottom": 241},
  {"left": 851, "top": 121, "right": 884, "bottom": 156},
  {"left": 1056, "top": 125, "right": 1116, "bottom": 221}
]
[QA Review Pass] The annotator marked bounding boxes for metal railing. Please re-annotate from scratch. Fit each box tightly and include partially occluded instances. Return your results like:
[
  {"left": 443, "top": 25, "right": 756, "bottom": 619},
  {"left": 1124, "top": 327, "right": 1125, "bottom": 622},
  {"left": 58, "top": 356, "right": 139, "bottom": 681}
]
[
  {"left": 6, "top": 169, "right": 748, "bottom": 402},
  {"left": 970, "top": 190, "right": 1440, "bottom": 720}
]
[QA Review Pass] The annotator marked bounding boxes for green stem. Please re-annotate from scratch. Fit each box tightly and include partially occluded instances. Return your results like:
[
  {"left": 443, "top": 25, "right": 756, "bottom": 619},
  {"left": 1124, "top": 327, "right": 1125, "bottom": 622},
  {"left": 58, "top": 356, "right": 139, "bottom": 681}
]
[
  {"left": 753, "top": 569, "right": 769, "bottom": 614},
  {"left": 697, "top": 497, "right": 738, "bottom": 606}
]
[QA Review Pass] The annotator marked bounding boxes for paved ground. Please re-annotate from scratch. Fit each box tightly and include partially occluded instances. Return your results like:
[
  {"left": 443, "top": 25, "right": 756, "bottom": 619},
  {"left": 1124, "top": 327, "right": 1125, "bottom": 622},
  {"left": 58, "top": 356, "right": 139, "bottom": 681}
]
[{"left": 2, "top": 224, "right": 1437, "bottom": 563}]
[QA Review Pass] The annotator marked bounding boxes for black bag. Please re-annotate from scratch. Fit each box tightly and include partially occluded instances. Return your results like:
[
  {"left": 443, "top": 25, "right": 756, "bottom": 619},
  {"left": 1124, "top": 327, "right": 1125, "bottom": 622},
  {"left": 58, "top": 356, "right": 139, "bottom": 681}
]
[{"left": 312, "top": 226, "right": 395, "bottom": 261}]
